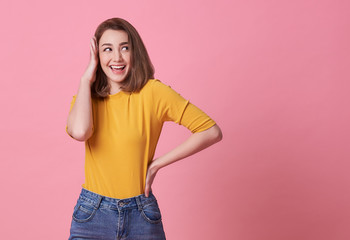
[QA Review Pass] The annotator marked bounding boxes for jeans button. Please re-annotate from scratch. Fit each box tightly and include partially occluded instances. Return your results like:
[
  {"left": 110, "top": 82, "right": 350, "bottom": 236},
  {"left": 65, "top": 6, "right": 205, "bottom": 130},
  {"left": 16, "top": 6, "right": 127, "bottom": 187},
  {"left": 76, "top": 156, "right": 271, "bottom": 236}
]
[{"left": 119, "top": 202, "right": 125, "bottom": 207}]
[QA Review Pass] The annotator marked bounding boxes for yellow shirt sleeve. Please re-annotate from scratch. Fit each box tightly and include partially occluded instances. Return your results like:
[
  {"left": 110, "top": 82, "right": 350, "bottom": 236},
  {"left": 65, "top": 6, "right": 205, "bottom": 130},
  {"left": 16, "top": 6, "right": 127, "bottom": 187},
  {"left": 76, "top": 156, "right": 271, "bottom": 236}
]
[
  {"left": 64, "top": 79, "right": 218, "bottom": 198},
  {"left": 151, "top": 79, "right": 216, "bottom": 133}
]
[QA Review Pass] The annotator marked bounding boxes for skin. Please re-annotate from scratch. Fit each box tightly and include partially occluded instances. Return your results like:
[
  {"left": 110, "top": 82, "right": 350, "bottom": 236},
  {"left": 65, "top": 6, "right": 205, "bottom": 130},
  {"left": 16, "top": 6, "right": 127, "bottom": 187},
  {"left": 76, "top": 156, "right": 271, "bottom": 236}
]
[
  {"left": 66, "top": 30, "right": 223, "bottom": 198},
  {"left": 66, "top": 37, "right": 97, "bottom": 141},
  {"left": 98, "top": 29, "right": 131, "bottom": 94},
  {"left": 144, "top": 124, "right": 222, "bottom": 197}
]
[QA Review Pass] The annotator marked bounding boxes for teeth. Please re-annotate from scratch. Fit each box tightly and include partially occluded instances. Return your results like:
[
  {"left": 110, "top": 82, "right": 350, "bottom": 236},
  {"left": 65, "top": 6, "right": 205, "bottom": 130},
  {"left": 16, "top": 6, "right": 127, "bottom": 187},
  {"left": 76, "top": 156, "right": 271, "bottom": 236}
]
[{"left": 110, "top": 65, "right": 124, "bottom": 69}]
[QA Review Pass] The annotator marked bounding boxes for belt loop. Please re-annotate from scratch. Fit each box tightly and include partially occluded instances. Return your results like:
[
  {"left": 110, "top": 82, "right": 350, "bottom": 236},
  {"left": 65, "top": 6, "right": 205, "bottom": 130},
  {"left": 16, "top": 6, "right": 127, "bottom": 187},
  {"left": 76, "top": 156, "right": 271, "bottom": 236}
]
[
  {"left": 135, "top": 195, "right": 143, "bottom": 211},
  {"left": 95, "top": 195, "right": 103, "bottom": 209}
]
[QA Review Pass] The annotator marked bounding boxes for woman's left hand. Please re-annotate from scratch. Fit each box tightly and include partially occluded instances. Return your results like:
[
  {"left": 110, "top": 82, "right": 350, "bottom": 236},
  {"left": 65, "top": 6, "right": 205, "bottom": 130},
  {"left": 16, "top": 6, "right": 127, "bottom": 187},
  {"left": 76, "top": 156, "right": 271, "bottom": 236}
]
[{"left": 145, "top": 160, "right": 160, "bottom": 197}]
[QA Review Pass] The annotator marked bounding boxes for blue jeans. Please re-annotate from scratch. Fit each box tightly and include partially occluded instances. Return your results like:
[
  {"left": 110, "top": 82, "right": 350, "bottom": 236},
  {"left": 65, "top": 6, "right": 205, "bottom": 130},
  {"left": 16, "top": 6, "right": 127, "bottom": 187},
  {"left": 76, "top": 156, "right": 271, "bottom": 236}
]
[{"left": 68, "top": 188, "right": 166, "bottom": 240}]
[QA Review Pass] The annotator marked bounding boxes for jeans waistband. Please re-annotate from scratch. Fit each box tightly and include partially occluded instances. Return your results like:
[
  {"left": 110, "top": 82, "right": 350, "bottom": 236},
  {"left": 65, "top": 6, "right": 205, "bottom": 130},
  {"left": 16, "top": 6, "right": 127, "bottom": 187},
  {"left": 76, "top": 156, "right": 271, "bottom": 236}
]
[{"left": 78, "top": 187, "right": 157, "bottom": 210}]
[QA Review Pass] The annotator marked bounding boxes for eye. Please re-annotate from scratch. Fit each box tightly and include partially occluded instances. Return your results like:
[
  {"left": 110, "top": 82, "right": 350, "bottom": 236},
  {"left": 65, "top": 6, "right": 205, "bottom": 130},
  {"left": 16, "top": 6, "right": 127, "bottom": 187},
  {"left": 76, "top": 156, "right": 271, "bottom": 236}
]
[
  {"left": 103, "top": 47, "right": 112, "bottom": 52},
  {"left": 121, "top": 46, "right": 129, "bottom": 51}
]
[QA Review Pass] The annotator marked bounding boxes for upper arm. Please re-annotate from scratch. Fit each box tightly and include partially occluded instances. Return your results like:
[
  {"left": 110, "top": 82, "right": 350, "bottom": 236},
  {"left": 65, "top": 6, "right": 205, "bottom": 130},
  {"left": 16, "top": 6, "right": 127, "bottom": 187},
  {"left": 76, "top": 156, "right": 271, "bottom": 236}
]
[{"left": 151, "top": 79, "right": 217, "bottom": 133}]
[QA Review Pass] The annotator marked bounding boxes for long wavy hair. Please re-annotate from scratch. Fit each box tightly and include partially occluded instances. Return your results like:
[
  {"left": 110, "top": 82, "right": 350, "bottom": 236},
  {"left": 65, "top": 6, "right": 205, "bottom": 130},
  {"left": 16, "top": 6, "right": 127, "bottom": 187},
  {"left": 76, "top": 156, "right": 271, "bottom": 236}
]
[{"left": 92, "top": 18, "right": 154, "bottom": 98}]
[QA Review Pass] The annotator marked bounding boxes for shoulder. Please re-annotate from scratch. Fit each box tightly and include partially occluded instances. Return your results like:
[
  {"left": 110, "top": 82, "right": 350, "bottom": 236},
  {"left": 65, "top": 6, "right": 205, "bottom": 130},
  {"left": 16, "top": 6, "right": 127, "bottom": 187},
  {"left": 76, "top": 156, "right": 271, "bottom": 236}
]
[
  {"left": 143, "top": 79, "right": 164, "bottom": 89},
  {"left": 140, "top": 79, "right": 170, "bottom": 95},
  {"left": 143, "top": 79, "right": 179, "bottom": 94}
]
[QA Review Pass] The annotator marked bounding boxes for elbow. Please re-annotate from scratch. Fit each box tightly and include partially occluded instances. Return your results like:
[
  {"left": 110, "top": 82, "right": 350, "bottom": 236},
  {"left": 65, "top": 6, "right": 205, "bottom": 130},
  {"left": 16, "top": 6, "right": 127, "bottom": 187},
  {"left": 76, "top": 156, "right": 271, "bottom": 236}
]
[
  {"left": 212, "top": 124, "right": 223, "bottom": 142},
  {"left": 203, "top": 124, "right": 223, "bottom": 143},
  {"left": 67, "top": 127, "right": 93, "bottom": 142},
  {"left": 217, "top": 128, "right": 223, "bottom": 142}
]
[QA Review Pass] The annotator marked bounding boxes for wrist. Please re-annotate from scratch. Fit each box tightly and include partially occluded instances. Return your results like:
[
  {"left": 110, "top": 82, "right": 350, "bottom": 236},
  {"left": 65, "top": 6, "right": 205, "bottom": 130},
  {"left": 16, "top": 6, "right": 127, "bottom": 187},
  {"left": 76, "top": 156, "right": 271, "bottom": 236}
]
[
  {"left": 149, "top": 159, "right": 163, "bottom": 172},
  {"left": 80, "top": 77, "right": 93, "bottom": 87}
]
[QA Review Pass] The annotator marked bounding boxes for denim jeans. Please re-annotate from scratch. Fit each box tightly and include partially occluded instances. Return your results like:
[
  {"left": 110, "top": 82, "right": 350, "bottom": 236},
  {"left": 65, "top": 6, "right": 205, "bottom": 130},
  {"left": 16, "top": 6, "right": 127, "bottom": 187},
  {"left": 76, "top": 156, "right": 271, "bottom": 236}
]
[{"left": 68, "top": 188, "right": 166, "bottom": 240}]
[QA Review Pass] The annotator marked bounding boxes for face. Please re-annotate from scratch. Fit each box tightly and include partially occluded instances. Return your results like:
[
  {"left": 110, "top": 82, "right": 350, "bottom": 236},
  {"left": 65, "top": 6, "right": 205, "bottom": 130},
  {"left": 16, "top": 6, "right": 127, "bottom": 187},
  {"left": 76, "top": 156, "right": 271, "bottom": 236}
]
[{"left": 99, "top": 29, "right": 131, "bottom": 89}]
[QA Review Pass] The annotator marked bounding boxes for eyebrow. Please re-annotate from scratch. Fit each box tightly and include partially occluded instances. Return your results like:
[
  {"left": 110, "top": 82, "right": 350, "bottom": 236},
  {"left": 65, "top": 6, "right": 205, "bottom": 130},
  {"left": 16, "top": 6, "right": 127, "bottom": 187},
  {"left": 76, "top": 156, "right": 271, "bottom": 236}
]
[{"left": 101, "top": 42, "right": 129, "bottom": 47}]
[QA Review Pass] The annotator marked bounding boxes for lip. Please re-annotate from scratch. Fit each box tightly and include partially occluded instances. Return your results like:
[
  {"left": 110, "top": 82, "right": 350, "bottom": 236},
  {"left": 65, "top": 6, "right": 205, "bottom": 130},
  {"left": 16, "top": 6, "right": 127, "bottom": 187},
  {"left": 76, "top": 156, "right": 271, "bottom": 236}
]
[
  {"left": 109, "top": 64, "right": 126, "bottom": 69},
  {"left": 109, "top": 64, "right": 126, "bottom": 67},
  {"left": 109, "top": 64, "right": 127, "bottom": 74}
]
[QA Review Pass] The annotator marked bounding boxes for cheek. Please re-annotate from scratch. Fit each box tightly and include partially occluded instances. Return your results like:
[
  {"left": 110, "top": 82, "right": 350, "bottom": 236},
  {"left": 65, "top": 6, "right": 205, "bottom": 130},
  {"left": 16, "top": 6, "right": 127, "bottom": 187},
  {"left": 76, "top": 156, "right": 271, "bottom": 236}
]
[
  {"left": 123, "top": 52, "right": 131, "bottom": 63},
  {"left": 98, "top": 57, "right": 110, "bottom": 74},
  {"left": 99, "top": 55, "right": 108, "bottom": 66}
]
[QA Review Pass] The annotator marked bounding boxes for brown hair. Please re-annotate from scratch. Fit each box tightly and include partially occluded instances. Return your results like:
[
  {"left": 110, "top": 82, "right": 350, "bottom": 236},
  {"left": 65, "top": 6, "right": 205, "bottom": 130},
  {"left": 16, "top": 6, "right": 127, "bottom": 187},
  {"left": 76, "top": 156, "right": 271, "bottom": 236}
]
[{"left": 92, "top": 18, "right": 154, "bottom": 98}]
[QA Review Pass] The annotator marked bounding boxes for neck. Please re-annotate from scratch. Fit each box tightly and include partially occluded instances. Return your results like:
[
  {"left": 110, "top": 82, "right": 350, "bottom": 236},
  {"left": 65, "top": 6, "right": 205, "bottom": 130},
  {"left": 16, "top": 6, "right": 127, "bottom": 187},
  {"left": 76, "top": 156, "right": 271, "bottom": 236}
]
[{"left": 109, "top": 81, "right": 122, "bottom": 95}]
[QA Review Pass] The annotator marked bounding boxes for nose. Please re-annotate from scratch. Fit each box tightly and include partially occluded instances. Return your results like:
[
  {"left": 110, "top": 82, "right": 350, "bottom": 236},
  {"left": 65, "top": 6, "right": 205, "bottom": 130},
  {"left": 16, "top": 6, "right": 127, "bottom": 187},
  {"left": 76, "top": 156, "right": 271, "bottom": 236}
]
[{"left": 113, "top": 50, "right": 123, "bottom": 61}]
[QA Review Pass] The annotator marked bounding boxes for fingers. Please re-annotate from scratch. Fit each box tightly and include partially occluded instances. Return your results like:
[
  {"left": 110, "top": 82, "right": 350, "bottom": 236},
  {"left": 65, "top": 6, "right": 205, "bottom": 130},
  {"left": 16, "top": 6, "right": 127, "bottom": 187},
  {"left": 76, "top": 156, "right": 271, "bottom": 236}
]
[
  {"left": 89, "top": 38, "right": 93, "bottom": 50},
  {"left": 92, "top": 37, "right": 97, "bottom": 52},
  {"left": 145, "top": 174, "right": 151, "bottom": 197},
  {"left": 82, "top": 37, "right": 99, "bottom": 84},
  {"left": 145, "top": 163, "right": 159, "bottom": 198},
  {"left": 145, "top": 185, "right": 149, "bottom": 198},
  {"left": 90, "top": 37, "right": 97, "bottom": 56}
]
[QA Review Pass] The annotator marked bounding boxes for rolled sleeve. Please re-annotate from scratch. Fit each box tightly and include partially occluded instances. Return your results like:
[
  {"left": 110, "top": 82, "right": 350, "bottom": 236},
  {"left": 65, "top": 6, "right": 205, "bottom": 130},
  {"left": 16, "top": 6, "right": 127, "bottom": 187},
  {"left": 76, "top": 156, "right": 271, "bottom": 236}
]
[{"left": 151, "top": 79, "right": 216, "bottom": 133}]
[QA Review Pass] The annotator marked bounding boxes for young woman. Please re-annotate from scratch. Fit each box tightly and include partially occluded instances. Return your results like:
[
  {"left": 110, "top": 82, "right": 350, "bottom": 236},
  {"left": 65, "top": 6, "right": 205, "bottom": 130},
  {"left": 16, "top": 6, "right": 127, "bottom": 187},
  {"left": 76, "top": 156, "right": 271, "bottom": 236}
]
[{"left": 66, "top": 17, "right": 223, "bottom": 240}]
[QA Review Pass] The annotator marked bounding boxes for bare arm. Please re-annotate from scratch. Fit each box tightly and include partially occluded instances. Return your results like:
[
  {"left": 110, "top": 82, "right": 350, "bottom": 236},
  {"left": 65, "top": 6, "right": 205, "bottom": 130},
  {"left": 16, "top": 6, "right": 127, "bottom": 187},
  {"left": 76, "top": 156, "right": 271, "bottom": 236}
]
[
  {"left": 66, "top": 37, "right": 98, "bottom": 141},
  {"left": 66, "top": 80, "right": 94, "bottom": 141},
  {"left": 144, "top": 124, "right": 223, "bottom": 196}
]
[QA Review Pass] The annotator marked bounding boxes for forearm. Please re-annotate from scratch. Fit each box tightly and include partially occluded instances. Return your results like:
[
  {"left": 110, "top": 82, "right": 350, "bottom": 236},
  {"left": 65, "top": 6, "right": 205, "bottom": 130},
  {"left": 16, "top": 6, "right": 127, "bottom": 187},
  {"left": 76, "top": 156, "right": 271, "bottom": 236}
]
[
  {"left": 66, "top": 79, "right": 94, "bottom": 141},
  {"left": 150, "top": 124, "right": 223, "bottom": 171}
]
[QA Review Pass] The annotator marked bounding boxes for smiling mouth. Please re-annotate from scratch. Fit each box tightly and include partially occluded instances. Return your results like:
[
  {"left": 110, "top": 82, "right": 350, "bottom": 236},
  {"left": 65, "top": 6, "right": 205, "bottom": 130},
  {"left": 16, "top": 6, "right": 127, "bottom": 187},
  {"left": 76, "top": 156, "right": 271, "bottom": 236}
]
[{"left": 110, "top": 65, "right": 126, "bottom": 71}]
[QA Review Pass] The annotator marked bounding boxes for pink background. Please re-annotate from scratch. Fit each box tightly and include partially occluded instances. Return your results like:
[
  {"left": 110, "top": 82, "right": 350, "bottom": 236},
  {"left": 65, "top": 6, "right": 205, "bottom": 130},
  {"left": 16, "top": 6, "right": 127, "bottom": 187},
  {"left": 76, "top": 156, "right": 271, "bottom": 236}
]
[{"left": 0, "top": 0, "right": 349, "bottom": 239}]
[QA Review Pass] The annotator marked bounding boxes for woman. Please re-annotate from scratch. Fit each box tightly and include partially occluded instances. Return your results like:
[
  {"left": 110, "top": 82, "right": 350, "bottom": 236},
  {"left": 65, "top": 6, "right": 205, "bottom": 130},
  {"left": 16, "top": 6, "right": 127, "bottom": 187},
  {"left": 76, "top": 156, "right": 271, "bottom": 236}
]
[{"left": 66, "top": 17, "right": 222, "bottom": 240}]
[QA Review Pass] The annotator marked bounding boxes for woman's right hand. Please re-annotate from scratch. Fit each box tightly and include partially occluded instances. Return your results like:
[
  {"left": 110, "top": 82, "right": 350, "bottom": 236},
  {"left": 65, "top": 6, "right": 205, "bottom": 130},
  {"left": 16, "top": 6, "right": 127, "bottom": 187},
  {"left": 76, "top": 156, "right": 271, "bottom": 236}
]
[{"left": 81, "top": 37, "right": 99, "bottom": 85}]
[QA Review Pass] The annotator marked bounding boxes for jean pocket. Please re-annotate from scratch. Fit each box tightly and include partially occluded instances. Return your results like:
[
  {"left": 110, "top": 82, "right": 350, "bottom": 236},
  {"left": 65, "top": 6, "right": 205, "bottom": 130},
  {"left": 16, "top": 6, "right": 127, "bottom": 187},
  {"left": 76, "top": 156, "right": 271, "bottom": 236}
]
[
  {"left": 140, "top": 199, "right": 162, "bottom": 224},
  {"left": 72, "top": 199, "right": 97, "bottom": 223}
]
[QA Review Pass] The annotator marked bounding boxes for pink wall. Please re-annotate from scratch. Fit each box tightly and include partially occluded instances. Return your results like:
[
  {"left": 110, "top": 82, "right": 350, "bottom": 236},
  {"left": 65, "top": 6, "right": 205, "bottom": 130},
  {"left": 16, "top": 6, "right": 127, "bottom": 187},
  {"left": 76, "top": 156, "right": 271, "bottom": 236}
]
[{"left": 0, "top": 0, "right": 349, "bottom": 239}]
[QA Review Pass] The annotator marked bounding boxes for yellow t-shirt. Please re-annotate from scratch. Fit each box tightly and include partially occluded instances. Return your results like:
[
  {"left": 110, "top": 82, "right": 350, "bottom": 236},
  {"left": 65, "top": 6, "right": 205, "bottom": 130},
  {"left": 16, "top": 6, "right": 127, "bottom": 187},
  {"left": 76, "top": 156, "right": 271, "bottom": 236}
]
[{"left": 66, "top": 79, "right": 216, "bottom": 199}]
